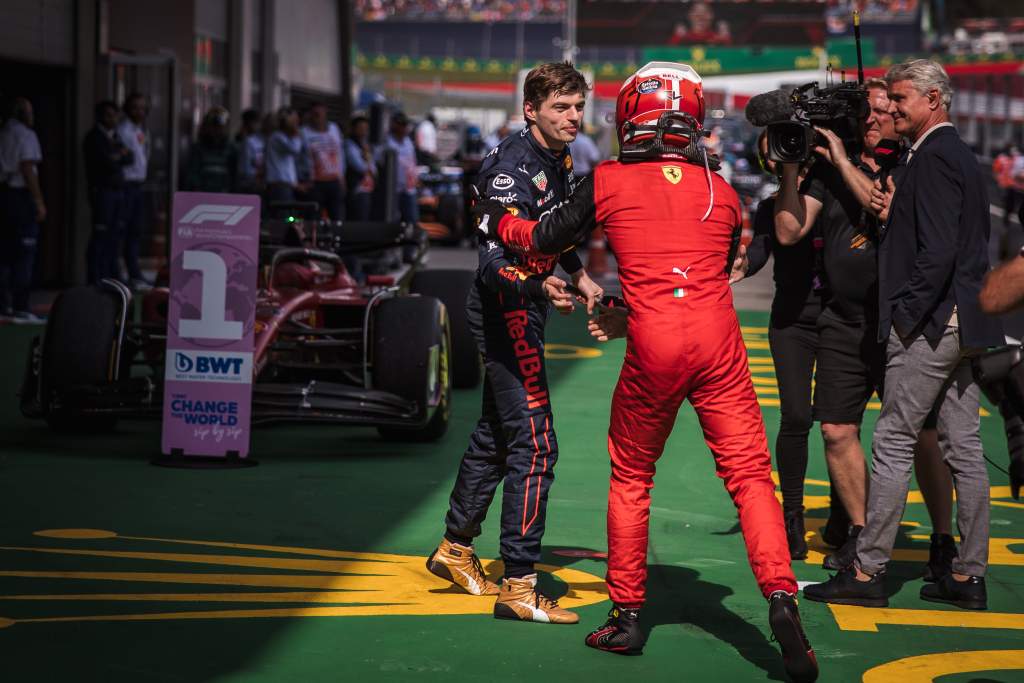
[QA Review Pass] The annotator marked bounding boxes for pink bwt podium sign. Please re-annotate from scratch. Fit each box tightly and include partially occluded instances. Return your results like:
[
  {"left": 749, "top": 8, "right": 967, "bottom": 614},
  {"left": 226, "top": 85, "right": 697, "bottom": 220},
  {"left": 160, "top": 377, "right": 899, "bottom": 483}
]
[{"left": 161, "top": 193, "right": 260, "bottom": 459}]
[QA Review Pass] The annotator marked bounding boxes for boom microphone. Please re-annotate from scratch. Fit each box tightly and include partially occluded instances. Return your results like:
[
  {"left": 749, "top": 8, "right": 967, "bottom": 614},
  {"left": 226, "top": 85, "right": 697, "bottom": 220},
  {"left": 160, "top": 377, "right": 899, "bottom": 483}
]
[{"left": 744, "top": 89, "right": 794, "bottom": 127}]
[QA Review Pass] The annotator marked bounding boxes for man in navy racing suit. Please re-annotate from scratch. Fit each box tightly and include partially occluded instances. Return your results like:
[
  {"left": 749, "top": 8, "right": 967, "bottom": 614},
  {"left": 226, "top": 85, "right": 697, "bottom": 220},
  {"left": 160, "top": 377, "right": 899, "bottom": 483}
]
[{"left": 427, "top": 62, "right": 603, "bottom": 625}]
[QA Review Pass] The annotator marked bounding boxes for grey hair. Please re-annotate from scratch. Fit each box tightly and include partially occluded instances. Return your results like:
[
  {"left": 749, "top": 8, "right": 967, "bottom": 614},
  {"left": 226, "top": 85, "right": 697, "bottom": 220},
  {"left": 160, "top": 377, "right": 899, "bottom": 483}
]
[{"left": 885, "top": 59, "right": 953, "bottom": 110}]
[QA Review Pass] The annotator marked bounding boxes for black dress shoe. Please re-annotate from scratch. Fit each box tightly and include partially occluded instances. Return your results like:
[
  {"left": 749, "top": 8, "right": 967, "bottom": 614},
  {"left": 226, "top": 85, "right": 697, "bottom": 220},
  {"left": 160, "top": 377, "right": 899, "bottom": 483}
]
[
  {"left": 768, "top": 591, "right": 818, "bottom": 683},
  {"left": 923, "top": 533, "right": 958, "bottom": 582},
  {"left": 920, "top": 573, "right": 987, "bottom": 610},
  {"left": 822, "top": 525, "right": 862, "bottom": 570},
  {"left": 803, "top": 566, "right": 888, "bottom": 608},
  {"left": 784, "top": 508, "right": 808, "bottom": 561}
]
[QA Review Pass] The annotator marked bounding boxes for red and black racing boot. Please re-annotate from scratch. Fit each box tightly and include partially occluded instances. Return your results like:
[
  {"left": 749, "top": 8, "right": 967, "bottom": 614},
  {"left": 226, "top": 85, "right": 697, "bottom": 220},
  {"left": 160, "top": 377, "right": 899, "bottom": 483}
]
[
  {"left": 768, "top": 591, "right": 819, "bottom": 683},
  {"left": 584, "top": 605, "right": 645, "bottom": 656}
]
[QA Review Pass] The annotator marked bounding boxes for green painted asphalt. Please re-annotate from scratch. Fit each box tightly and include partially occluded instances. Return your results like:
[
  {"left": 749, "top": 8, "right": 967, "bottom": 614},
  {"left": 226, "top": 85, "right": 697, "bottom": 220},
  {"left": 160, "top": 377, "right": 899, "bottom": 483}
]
[{"left": 0, "top": 311, "right": 1021, "bottom": 682}]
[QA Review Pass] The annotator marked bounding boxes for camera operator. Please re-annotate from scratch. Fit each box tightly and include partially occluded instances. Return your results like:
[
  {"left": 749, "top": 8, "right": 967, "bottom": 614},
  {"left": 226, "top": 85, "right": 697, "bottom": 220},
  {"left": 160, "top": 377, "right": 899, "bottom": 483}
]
[
  {"left": 744, "top": 130, "right": 835, "bottom": 561},
  {"left": 806, "top": 59, "right": 1003, "bottom": 611},
  {"left": 774, "top": 78, "right": 955, "bottom": 577}
]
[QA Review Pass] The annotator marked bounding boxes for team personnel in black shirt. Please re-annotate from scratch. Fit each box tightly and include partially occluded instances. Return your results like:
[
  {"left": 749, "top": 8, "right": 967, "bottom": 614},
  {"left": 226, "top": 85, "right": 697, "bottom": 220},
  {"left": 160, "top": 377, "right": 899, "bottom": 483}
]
[{"left": 774, "top": 79, "right": 956, "bottom": 578}]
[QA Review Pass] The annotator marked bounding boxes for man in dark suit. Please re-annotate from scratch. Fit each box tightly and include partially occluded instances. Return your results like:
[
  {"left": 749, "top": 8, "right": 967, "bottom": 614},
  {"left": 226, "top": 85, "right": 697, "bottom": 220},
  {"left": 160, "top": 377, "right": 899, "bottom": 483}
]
[{"left": 805, "top": 59, "right": 1003, "bottom": 611}]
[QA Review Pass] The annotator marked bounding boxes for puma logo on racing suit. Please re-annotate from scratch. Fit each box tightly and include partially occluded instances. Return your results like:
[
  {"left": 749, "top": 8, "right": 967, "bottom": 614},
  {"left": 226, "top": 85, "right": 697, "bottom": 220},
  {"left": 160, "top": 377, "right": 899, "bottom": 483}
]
[{"left": 504, "top": 310, "right": 549, "bottom": 409}]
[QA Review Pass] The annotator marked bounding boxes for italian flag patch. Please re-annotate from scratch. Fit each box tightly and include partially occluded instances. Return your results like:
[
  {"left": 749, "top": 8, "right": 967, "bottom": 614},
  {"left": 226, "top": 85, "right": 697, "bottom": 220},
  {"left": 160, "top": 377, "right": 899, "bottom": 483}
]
[{"left": 674, "top": 288, "right": 685, "bottom": 298}]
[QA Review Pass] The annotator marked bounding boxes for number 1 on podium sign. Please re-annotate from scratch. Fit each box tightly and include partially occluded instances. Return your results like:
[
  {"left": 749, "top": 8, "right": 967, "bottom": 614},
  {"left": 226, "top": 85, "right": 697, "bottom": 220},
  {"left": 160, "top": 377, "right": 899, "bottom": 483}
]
[{"left": 160, "top": 192, "right": 260, "bottom": 462}]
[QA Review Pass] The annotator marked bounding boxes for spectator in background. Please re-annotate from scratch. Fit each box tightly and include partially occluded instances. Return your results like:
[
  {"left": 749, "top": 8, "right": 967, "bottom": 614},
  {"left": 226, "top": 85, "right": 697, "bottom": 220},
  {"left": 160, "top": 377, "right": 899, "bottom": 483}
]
[
  {"left": 117, "top": 92, "right": 151, "bottom": 290},
  {"left": 0, "top": 97, "right": 46, "bottom": 322},
  {"left": 345, "top": 114, "right": 377, "bottom": 220},
  {"left": 992, "top": 146, "right": 1016, "bottom": 231},
  {"left": 83, "top": 100, "right": 132, "bottom": 284},
  {"left": 415, "top": 112, "right": 439, "bottom": 165},
  {"left": 235, "top": 108, "right": 264, "bottom": 194},
  {"left": 183, "top": 106, "right": 237, "bottom": 193},
  {"left": 570, "top": 121, "right": 601, "bottom": 177},
  {"left": 376, "top": 111, "right": 419, "bottom": 224},
  {"left": 453, "top": 124, "right": 488, "bottom": 164},
  {"left": 483, "top": 120, "right": 512, "bottom": 151},
  {"left": 301, "top": 102, "right": 346, "bottom": 220},
  {"left": 265, "top": 106, "right": 306, "bottom": 205},
  {"left": 668, "top": 1, "right": 732, "bottom": 45}
]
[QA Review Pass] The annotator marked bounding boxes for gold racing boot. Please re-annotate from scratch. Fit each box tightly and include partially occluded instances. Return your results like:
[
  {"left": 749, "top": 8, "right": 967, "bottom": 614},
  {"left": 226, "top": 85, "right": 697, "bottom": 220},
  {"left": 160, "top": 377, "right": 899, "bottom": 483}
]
[
  {"left": 426, "top": 538, "right": 500, "bottom": 596},
  {"left": 493, "top": 574, "right": 579, "bottom": 624}
]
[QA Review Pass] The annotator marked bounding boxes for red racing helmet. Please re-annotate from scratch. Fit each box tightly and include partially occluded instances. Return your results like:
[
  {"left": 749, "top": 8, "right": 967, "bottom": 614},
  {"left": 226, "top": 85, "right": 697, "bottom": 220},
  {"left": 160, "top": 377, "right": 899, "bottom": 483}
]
[{"left": 616, "top": 61, "right": 706, "bottom": 159}]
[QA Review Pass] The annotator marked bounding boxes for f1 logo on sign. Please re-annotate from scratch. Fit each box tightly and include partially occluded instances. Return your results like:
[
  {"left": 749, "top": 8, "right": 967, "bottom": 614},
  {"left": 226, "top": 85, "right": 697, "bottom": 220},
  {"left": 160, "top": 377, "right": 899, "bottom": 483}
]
[
  {"left": 180, "top": 204, "right": 253, "bottom": 226},
  {"left": 162, "top": 192, "right": 260, "bottom": 460}
]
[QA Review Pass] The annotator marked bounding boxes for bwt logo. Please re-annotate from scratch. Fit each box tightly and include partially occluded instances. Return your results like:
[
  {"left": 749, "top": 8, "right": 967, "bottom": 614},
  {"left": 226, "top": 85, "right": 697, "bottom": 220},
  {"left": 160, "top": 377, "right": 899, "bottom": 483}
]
[
  {"left": 179, "top": 204, "right": 253, "bottom": 226},
  {"left": 174, "top": 352, "right": 243, "bottom": 375}
]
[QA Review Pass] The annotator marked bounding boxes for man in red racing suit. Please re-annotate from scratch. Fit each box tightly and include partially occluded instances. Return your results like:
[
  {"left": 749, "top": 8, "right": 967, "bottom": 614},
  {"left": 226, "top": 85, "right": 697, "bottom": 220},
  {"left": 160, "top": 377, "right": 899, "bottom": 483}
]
[{"left": 473, "top": 62, "right": 818, "bottom": 683}]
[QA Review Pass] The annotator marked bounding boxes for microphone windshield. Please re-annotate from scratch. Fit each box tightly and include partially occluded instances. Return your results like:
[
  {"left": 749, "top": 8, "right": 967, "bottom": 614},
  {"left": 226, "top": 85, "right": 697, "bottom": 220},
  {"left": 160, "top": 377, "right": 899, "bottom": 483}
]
[{"left": 745, "top": 89, "right": 794, "bottom": 127}]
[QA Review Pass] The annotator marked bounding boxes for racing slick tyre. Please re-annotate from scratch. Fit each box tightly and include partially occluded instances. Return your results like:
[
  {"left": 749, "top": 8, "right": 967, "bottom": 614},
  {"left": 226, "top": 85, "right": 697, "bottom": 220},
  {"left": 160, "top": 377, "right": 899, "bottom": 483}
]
[
  {"left": 373, "top": 295, "right": 452, "bottom": 441},
  {"left": 39, "top": 285, "right": 122, "bottom": 432},
  {"left": 411, "top": 269, "right": 482, "bottom": 389}
]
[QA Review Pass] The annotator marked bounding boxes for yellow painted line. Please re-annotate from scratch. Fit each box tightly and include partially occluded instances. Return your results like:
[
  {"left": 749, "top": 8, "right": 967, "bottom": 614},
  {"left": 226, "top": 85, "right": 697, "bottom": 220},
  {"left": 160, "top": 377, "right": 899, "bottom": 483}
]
[
  {"left": 745, "top": 341, "right": 770, "bottom": 350},
  {"left": 750, "top": 376, "right": 778, "bottom": 387},
  {"left": 829, "top": 604, "right": 1024, "bottom": 633},
  {"left": 801, "top": 517, "right": 1021, "bottom": 567},
  {"left": 741, "top": 326, "right": 769, "bottom": 334},
  {"left": 747, "top": 357, "right": 775, "bottom": 365},
  {"left": 862, "top": 650, "right": 1024, "bottom": 683},
  {"left": 992, "top": 499, "right": 1024, "bottom": 510},
  {"left": 0, "top": 533, "right": 610, "bottom": 626},
  {"left": 757, "top": 398, "right": 781, "bottom": 408},
  {"left": 0, "top": 571, "right": 355, "bottom": 589},
  {"left": 544, "top": 343, "right": 601, "bottom": 359},
  {"left": 0, "top": 591, "right": 365, "bottom": 603},
  {"left": 0, "top": 546, "right": 393, "bottom": 575},
  {"left": 769, "top": 472, "right": 831, "bottom": 488}
]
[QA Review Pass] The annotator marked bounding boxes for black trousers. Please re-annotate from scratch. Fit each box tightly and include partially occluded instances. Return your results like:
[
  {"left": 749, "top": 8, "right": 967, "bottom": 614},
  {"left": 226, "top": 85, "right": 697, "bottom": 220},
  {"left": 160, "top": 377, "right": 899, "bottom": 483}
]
[
  {"left": 309, "top": 180, "right": 345, "bottom": 220},
  {"left": 768, "top": 304, "right": 819, "bottom": 512},
  {"left": 444, "top": 286, "right": 556, "bottom": 577},
  {"left": 0, "top": 188, "right": 39, "bottom": 313}
]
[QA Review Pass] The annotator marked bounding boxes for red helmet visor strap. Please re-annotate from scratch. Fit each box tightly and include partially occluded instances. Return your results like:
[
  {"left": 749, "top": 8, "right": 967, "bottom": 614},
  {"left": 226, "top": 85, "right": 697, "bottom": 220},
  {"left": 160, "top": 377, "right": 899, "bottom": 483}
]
[{"left": 619, "top": 111, "right": 719, "bottom": 169}]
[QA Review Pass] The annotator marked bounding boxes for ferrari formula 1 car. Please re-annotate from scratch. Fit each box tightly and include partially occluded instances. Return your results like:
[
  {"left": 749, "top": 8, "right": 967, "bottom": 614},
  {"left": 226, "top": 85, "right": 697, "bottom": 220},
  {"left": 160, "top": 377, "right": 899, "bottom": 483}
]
[{"left": 19, "top": 216, "right": 481, "bottom": 442}]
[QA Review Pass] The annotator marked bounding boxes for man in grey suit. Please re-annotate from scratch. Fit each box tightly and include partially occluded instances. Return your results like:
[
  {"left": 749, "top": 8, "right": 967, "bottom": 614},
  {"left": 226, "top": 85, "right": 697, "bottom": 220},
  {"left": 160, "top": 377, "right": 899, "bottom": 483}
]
[{"left": 805, "top": 59, "right": 1004, "bottom": 610}]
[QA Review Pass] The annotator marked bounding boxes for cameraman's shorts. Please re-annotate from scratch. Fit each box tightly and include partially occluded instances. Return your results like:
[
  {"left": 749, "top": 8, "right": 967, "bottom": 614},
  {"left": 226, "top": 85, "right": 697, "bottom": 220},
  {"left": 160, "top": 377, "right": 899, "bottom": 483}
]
[{"left": 812, "top": 308, "right": 885, "bottom": 425}]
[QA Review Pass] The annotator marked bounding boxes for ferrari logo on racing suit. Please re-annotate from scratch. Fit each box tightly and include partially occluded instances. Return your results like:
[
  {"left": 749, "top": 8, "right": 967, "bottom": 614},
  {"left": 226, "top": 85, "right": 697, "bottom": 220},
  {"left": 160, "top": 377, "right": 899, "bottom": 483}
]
[
  {"left": 532, "top": 171, "right": 548, "bottom": 192},
  {"left": 662, "top": 166, "right": 682, "bottom": 184}
]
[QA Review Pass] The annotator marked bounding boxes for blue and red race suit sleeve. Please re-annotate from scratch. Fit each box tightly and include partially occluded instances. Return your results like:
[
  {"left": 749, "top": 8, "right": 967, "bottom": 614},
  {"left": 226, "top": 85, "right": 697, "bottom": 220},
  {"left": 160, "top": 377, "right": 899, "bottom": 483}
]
[
  {"left": 487, "top": 174, "right": 598, "bottom": 257},
  {"left": 475, "top": 149, "right": 584, "bottom": 299}
]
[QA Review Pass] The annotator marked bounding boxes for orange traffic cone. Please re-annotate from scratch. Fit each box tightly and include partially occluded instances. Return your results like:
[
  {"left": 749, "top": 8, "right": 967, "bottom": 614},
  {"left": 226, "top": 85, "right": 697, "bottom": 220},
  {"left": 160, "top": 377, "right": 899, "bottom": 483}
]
[{"left": 587, "top": 226, "right": 609, "bottom": 277}]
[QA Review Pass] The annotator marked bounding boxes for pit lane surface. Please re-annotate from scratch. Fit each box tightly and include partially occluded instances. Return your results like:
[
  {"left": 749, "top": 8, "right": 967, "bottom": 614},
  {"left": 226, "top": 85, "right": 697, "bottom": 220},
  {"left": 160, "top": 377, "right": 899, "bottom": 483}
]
[{"left": 0, "top": 264, "right": 1021, "bottom": 682}]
